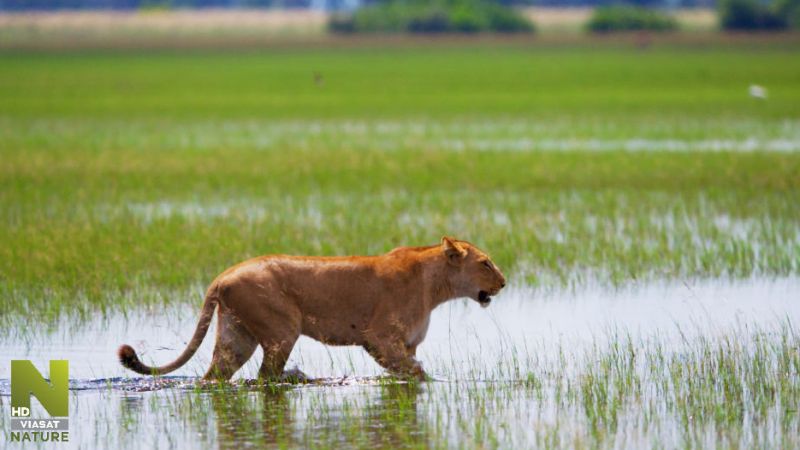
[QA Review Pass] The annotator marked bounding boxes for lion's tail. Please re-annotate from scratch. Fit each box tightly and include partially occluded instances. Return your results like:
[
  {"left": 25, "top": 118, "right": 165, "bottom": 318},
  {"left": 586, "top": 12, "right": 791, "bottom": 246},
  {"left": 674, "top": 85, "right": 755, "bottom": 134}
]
[{"left": 117, "top": 285, "right": 219, "bottom": 376}]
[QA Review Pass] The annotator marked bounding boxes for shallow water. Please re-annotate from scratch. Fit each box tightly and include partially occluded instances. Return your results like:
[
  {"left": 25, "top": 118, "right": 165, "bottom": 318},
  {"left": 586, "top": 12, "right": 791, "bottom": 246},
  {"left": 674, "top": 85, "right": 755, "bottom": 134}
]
[
  {"left": 6, "top": 118, "right": 800, "bottom": 153},
  {"left": 1, "top": 277, "right": 799, "bottom": 449},
  {"left": 2, "top": 277, "right": 797, "bottom": 379}
]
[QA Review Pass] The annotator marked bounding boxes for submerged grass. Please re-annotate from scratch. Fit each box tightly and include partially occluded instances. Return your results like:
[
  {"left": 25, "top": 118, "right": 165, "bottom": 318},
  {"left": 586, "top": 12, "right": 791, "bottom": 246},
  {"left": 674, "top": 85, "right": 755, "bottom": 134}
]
[{"left": 13, "top": 322, "right": 795, "bottom": 449}]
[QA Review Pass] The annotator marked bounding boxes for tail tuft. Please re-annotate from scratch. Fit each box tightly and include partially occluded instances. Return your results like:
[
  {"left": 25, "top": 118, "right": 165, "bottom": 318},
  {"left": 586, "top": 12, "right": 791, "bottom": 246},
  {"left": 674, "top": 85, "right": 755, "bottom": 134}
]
[{"left": 118, "top": 344, "right": 143, "bottom": 372}]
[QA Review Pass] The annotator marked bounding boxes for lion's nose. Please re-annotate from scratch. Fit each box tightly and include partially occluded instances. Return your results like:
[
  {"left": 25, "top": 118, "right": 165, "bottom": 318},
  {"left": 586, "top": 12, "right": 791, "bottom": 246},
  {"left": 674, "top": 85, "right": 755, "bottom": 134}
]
[{"left": 501, "top": 281, "right": 506, "bottom": 288}]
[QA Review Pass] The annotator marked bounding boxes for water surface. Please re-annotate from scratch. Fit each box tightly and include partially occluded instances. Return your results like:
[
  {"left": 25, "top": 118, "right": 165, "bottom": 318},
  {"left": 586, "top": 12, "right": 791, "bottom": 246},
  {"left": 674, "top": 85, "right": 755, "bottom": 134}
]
[{"left": 1, "top": 277, "right": 798, "bottom": 449}]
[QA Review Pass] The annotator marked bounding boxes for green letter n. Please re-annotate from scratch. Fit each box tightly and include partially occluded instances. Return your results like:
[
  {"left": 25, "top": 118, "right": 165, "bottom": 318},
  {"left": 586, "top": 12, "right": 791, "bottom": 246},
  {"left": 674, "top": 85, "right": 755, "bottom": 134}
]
[{"left": 11, "top": 360, "right": 69, "bottom": 417}]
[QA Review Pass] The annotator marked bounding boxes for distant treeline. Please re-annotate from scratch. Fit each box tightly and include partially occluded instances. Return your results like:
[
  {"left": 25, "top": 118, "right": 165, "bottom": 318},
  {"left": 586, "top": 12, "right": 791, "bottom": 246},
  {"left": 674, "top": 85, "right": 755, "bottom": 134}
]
[{"left": 0, "top": 0, "right": 714, "bottom": 12}]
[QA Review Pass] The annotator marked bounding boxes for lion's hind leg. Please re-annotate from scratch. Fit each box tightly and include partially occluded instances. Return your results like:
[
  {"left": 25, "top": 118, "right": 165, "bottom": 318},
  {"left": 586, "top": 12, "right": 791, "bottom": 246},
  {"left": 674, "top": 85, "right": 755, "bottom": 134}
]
[
  {"left": 203, "top": 304, "right": 258, "bottom": 381},
  {"left": 221, "top": 286, "right": 304, "bottom": 383},
  {"left": 258, "top": 333, "right": 303, "bottom": 382}
]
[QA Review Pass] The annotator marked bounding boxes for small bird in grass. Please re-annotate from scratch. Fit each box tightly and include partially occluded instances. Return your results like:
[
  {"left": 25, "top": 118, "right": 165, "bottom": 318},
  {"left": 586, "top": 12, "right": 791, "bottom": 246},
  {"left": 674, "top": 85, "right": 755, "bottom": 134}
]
[
  {"left": 313, "top": 71, "right": 324, "bottom": 86},
  {"left": 749, "top": 84, "right": 767, "bottom": 99}
]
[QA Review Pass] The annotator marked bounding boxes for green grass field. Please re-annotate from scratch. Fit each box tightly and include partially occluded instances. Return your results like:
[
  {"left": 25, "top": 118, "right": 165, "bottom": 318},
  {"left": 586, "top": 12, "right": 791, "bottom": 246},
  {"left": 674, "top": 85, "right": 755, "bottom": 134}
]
[
  {"left": 1, "top": 39, "right": 800, "bottom": 450},
  {"left": 3, "top": 45, "right": 800, "bottom": 118},
  {"left": 2, "top": 43, "right": 799, "bottom": 322}
]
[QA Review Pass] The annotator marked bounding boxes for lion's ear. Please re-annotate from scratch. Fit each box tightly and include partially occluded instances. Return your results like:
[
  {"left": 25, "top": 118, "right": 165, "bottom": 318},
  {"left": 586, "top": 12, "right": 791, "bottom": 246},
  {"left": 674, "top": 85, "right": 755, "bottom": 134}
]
[{"left": 442, "top": 236, "right": 467, "bottom": 265}]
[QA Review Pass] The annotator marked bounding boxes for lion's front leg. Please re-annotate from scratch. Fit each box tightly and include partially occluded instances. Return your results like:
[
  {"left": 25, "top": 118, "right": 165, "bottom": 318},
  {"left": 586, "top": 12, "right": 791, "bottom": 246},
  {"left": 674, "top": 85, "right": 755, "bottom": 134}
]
[{"left": 363, "top": 338, "right": 428, "bottom": 381}]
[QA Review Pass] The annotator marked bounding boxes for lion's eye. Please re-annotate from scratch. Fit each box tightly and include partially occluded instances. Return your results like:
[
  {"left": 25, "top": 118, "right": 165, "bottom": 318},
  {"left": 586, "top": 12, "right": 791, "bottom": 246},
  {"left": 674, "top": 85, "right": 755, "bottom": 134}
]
[{"left": 482, "top": 260, "right": 492, "bottom": 269}]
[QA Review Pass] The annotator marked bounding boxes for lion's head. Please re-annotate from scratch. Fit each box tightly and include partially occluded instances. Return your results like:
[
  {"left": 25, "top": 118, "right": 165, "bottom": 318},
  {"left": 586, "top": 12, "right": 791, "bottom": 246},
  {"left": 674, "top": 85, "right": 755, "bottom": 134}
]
[{"left": 441, "top": 236, "right": 506, "bottom": 307}]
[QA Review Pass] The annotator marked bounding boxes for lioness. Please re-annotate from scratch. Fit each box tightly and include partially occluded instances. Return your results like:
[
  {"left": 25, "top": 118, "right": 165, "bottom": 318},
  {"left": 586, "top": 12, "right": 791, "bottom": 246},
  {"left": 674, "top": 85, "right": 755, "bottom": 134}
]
[{"left": 118, "top": 236, "right": 506, "bottom": 381}]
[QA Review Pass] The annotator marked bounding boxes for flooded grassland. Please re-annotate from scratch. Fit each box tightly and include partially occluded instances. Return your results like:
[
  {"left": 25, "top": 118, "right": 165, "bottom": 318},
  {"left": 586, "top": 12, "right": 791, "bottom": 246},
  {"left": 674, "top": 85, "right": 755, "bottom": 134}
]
[
  {"left": 2, "top": 116, "right": 797, "bottom": 448},
  {"left": 1, "top": 45, "right": 800, "bottom": 449},
  {"left": 1, "top": 278, "right": 799, "bottom": 449}
]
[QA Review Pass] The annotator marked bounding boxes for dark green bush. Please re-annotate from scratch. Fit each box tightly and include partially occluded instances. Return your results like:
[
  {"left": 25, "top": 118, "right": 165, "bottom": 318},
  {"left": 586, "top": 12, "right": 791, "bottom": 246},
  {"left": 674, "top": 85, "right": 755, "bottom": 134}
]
[
  {"left": 775, "top": 0, "right": 800, "bottom": 27},
  {"left": 484, "top": 2, "right": 536, "bottom": 32},
  {"left": 329, "top": 14, "right": 357, "bottom": 33},
  {"left": 328, "top": 0, "right": 535, "bottom": 34},
  {"left": 718, "top": 0, "right": 790, "bottom": 30},
  {"left": 450, "top": 3, "right": 489, "bottom": 32},
  {"left": 587, "top": 5, "right": 678, "bottom": 33},
  {"left": 777, "top": 0, "right": 800, "bottom": 27},
  {"left": 407, "top": 9, "right": 451, "bottom": 33}
]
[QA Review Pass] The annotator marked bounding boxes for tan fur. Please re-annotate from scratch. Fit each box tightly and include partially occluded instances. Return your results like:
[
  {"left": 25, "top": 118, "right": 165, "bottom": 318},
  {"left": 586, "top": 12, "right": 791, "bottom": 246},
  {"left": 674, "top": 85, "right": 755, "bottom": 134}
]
[{"left": 118, "top": 236, "right": 506, "bottom": 381}]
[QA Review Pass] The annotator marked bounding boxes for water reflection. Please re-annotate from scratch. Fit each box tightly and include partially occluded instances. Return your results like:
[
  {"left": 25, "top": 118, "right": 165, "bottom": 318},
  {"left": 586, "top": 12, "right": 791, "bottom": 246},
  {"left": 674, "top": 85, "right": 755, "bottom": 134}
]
[
  {"left": 356, "top": 383, "right": 425, "bottom": 448},
  {"left": 209, "top": 384, "right": 293, "bottom": 449},
  {"left": 194, "top": 382, "right": 426, "bottom": 449}
]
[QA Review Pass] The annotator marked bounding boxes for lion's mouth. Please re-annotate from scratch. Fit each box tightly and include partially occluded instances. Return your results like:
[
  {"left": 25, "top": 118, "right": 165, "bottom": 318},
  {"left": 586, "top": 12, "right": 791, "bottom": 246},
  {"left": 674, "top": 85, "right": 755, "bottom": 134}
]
[{"left": 478, "top": 290, "right": 492, "bottom": 307}]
